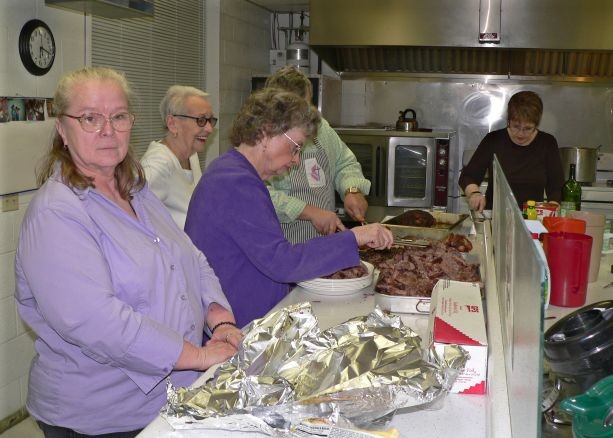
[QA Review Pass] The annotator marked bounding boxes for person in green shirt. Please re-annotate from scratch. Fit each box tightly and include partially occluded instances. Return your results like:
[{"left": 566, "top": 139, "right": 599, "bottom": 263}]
[{"left": 266, "top": 66, "right": 370, "bottom": 244}]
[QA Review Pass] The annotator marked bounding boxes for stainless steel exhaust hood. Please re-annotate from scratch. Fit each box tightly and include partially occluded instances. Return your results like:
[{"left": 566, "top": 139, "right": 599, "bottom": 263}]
[
  {"left": 310, "top": 0, "right": 613, "bottom": 80},
  {"left": 46, "top": 0, "right": 154, "bottom": 18}
]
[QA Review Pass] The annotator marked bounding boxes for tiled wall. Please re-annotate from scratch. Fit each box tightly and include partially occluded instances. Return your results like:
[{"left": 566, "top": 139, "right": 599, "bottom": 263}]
[
  {"left": 0, "top": 0, "right": 86, "bottom": 422},
  {"left": 218, "top": 0, "right": 271, "bottom": 153}
]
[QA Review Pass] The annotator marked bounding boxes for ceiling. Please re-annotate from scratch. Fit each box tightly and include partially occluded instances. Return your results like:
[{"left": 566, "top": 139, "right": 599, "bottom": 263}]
[{"left": 247, "top": 0, "right": 309, "bottom": 12}]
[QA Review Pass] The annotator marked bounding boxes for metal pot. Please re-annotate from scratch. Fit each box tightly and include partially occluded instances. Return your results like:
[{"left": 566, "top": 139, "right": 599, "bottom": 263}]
[
  {"left": 396, "top": 108, "right": 418, "bottom": 131},
  {"left": 559, "top": 147, "right": 599, "bottom": 183}
]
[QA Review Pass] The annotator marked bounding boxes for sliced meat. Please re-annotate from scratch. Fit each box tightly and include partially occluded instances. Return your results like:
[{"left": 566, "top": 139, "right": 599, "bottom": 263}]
[
  {"left": 386, "top": 210, "right": 436, "bottom": 227},
  {"left": 323, "top": 263, "right": 368, "bottom": 280},
  {"left": 373, "top": 236, "right": 480, "bottom": 297}
]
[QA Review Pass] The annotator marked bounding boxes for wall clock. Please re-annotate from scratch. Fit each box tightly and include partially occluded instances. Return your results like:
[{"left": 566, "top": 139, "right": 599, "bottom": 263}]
[{"left": 19, "top": 19, "right": 56, "bottom": 76}]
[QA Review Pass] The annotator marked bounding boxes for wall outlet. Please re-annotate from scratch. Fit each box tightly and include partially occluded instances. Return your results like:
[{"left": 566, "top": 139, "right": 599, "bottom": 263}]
[{"left": 2, "top": 194, "right": 19, "bottom": 212}]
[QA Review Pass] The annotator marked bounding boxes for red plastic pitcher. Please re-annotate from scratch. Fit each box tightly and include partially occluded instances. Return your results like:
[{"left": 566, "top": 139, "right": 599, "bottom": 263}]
[{"left": 542, "top": 232, "right": 592, "bottom": 307}]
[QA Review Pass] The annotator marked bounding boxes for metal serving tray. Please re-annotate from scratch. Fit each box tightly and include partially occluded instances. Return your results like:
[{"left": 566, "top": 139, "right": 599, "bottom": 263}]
[
  {"left": 382, "top": 210, "right": 469, "bottom": 240},
  {"left": 373, "top": 248, "right": 482, "bottom": 315},
  {"left": 375, "top": 292, "right": 432, "bottom": 314}
]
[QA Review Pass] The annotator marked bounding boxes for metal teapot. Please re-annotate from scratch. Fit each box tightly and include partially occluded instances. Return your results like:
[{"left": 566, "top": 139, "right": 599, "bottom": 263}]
[{"left": 396, "top": 108, "right": 418, "bottom": 131}]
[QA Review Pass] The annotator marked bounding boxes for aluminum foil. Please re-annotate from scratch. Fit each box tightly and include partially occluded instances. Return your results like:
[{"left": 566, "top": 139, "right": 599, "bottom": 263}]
[{"left": 163, "top": 302, "right": 467, "bottom": 434}]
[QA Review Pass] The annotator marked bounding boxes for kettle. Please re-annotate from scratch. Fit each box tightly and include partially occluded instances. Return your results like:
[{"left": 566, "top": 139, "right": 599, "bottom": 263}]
[{"left": 396, "top": 108, "right": 418, "bottom": 131}]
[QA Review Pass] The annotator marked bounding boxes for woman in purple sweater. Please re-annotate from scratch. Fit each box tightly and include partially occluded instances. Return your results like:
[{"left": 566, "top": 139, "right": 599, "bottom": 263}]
[{"left": 185, "top": 88, "right": 393, "bottom": 328}]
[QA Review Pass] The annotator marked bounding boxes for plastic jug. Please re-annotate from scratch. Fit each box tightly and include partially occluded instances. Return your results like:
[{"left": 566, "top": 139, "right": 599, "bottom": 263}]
[
  {"left": 569, "top": 211, "right": 606, "bottom": 283},
  {"left": 543, "top": 216, "right": 586, "bottom": 234},
  {"left": 543, "top": 232, "right": 592, "bottom": 307}
]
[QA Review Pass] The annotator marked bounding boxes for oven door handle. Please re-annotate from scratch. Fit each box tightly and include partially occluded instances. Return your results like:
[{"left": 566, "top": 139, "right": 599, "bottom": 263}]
[{"left": 376, "top": 145, "right": 386, "bottom": 198}]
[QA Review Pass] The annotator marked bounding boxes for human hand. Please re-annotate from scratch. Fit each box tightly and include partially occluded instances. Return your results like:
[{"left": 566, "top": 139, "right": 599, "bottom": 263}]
[
  {"left": 199, "top": 342, "right": 237, "bottom": 370},
  {"left": 344, "top": 193, "right": 368, "bottom": 222},
  {"left": 350, "top": 223, "right": 394, "bottom": 249},
  {"left": 208, "top": 324, "right": 243, "bottom": 349},
  {"left": 301, "top": 205, "right": 345, "bottom": 235},
  {"left": 468, "top": 192, "right": 486, "bottom": 212}
]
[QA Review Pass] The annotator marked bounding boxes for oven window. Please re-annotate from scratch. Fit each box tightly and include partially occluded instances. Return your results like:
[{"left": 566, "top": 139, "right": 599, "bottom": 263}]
[{"left": 394, "top": 145, "right": 427, "bottom": 198}]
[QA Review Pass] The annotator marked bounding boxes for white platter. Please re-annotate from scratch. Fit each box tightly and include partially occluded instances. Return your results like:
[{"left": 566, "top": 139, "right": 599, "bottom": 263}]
[{"left": 297, "top": 261, "right": 374, "bottom": 296}]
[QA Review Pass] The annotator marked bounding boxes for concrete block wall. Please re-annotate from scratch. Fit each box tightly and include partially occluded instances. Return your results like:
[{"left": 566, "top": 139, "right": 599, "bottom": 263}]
[
  {"left": 218, "top": 0, "right": 271, "bottom": 153},
  {"left": 0, "top": 193, "right": 36, "bottom": 423}
]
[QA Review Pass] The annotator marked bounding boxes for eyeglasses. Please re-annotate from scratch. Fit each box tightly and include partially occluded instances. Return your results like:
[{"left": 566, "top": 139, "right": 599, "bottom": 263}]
[
  {"left": 62, "top": 112, "right": 135, "bottom": 133},
  {"left": 173, "top": 114, "right": 218, "bottom": 128},
  {"left": 283, "top": 132, "right": 302, "bottom": 157},
  {"left": 508, "top": 123, "right": 536, "bottom": 135}
]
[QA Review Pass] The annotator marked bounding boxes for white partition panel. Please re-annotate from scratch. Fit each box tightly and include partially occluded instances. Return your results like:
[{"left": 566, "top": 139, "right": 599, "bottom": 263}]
[{"left": 491, "top": 157, "right": 546, "bottom": 438}]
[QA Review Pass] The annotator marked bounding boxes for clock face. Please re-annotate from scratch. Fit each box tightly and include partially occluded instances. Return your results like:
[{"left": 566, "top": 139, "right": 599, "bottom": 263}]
[
  {"left": 19, "top": 19, "right": 56, "bottom": 76},
  {"left": 29, "top": 26, "right": 55, "bottom": 69}
]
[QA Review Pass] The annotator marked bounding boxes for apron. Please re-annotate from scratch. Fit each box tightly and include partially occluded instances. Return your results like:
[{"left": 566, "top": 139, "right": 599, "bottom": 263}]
[{"left": 281, "top": 137, "right": 335, "bottom": 244}]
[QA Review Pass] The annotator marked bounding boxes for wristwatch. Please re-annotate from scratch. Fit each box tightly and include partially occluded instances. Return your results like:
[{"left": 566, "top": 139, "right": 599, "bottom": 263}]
[{"left": 345, "top": 187, "right": 361, "bottom": 195}]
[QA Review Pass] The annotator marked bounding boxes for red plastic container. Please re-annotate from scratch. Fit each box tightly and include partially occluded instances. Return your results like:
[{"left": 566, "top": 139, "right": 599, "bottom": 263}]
[
  {"left": 543, "top": 217, "right": 586, "bottom": 234},
  {"left": 543, "top": 232, "right": 592, "bottom": 307}
]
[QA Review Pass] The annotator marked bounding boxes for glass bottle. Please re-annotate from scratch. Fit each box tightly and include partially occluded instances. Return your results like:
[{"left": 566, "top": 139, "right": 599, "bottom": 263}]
[
  {"left": 526, "top": 200, "right": 538, "bottom": 220},
  {"left": 561, "top": 163, "right": 581, "bottom": 217}
]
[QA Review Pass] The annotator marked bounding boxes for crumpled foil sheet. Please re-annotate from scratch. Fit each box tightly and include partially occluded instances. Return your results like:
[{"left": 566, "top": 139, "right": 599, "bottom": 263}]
[{"left": 163, "top": 302, "right": 467, "bottom": 434}]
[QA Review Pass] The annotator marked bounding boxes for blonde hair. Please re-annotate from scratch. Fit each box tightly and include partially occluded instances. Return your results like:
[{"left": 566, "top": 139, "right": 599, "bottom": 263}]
[
  {"left": 264, "top": 65, "right": 312, "bottom": 100},
  {"left": 37, "top": 66, "right": 144, "bottom": 199},
  {"left": 159, "top": 85, "right": 209, "bottom": 126}
]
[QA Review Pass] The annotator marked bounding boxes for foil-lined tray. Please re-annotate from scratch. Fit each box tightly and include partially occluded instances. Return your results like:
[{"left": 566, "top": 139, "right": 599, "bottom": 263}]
[
  {"left": 163, "top": 302, "right": 467, "bottom": 435},
  {"left": 382, "top": 211, "right": 468, "bottom": 240}
]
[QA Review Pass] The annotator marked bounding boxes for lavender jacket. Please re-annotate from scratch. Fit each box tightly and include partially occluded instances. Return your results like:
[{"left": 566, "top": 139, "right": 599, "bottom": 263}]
[{"left": 15, "top": 170, "right": 231, "bottom": 434}]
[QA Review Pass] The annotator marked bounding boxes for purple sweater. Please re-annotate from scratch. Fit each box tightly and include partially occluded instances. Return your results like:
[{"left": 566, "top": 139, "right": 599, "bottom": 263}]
[{"left": 185, "top": 149, "right": 360, "bottom": 327}]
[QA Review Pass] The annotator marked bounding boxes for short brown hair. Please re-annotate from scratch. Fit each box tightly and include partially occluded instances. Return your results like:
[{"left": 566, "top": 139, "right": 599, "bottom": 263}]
[
  {"left": 264, "top": 65, "right": 312, "bottom": 100},
  {"left": 229, "top": 88, "right": 320, "bottom": 147},
  {"left": 507, "top": 91, "right": 543, "bottom": 126},
  {"left": 37, "top": 67, "right": 144, "bottom": 199}
]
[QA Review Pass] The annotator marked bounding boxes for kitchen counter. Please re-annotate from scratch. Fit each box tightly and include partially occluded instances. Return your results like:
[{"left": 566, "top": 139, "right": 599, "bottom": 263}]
[
  {"left": 137, "top": 225, "right": 613, "bottom": 438},
  {"left": 138, "top": 222, "right": 511, "bottom": 437}
]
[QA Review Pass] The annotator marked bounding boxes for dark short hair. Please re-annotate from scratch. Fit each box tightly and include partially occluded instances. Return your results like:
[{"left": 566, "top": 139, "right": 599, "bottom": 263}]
[
  {"left": 229, "top": 88, "right": 320, "bottom": 147},
  {"left": 264, "top": 65, "right": 312, "bottom": 100},
  {"left": 507, "top": 91, "right": 543, "bottom": 126}
]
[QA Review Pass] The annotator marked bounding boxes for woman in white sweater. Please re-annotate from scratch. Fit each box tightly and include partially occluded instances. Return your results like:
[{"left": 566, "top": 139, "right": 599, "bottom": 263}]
[{"left": 141, "top": 85, "right": 217, "bottom": 228}]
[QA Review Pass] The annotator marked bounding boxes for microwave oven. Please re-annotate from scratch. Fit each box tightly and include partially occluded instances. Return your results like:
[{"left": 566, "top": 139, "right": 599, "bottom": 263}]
[
  {"left": 335, "top": 128, "right": 460, "bottom": 211},
  {"left": 251, "top": 74, "right": 341, "bottom": 126}
]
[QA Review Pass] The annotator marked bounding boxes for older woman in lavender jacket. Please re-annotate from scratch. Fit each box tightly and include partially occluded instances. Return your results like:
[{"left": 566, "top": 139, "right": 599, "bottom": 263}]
[{"left": 15, "top": 67, "right": 241, "bottom": 437}]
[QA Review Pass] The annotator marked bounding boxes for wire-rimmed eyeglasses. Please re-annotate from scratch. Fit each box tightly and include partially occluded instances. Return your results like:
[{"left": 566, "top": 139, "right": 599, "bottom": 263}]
[
  {"left": 283, "top": 132, "right": 302, "bottom": 157},
  {"left": 508, "top": 123, "right": 536, "bottom": 135},
  {"left": 173, "top": 114, "right": 218, "bottom": 128},
  {"left": 62, "top": 112, "right": 135, "bottom": 133}
]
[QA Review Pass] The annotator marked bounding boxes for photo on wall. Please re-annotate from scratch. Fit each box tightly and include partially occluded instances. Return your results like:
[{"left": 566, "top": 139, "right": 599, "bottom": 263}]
[
  {"left": 8, "top": 98, "right": 25, "bottom": 121},
  {"left": 0, "top": 97, "right": 8, "bottom": 123},
  {"left": 25, "top": 98, "right": 46, "bottom": 121},
  {"left": 46, "top": 98, "right": 56, "bottom": 117}
]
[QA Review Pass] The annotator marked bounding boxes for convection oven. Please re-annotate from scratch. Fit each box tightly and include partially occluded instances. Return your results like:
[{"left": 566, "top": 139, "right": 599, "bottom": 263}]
[{"left": 335, "top": 128, "right": 460, "bottom": 212}]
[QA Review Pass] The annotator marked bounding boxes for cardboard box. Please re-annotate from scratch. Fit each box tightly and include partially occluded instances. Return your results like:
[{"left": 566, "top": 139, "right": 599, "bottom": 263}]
[{"left": 428, "top": 280, "right": 488, "bottom": 394}]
